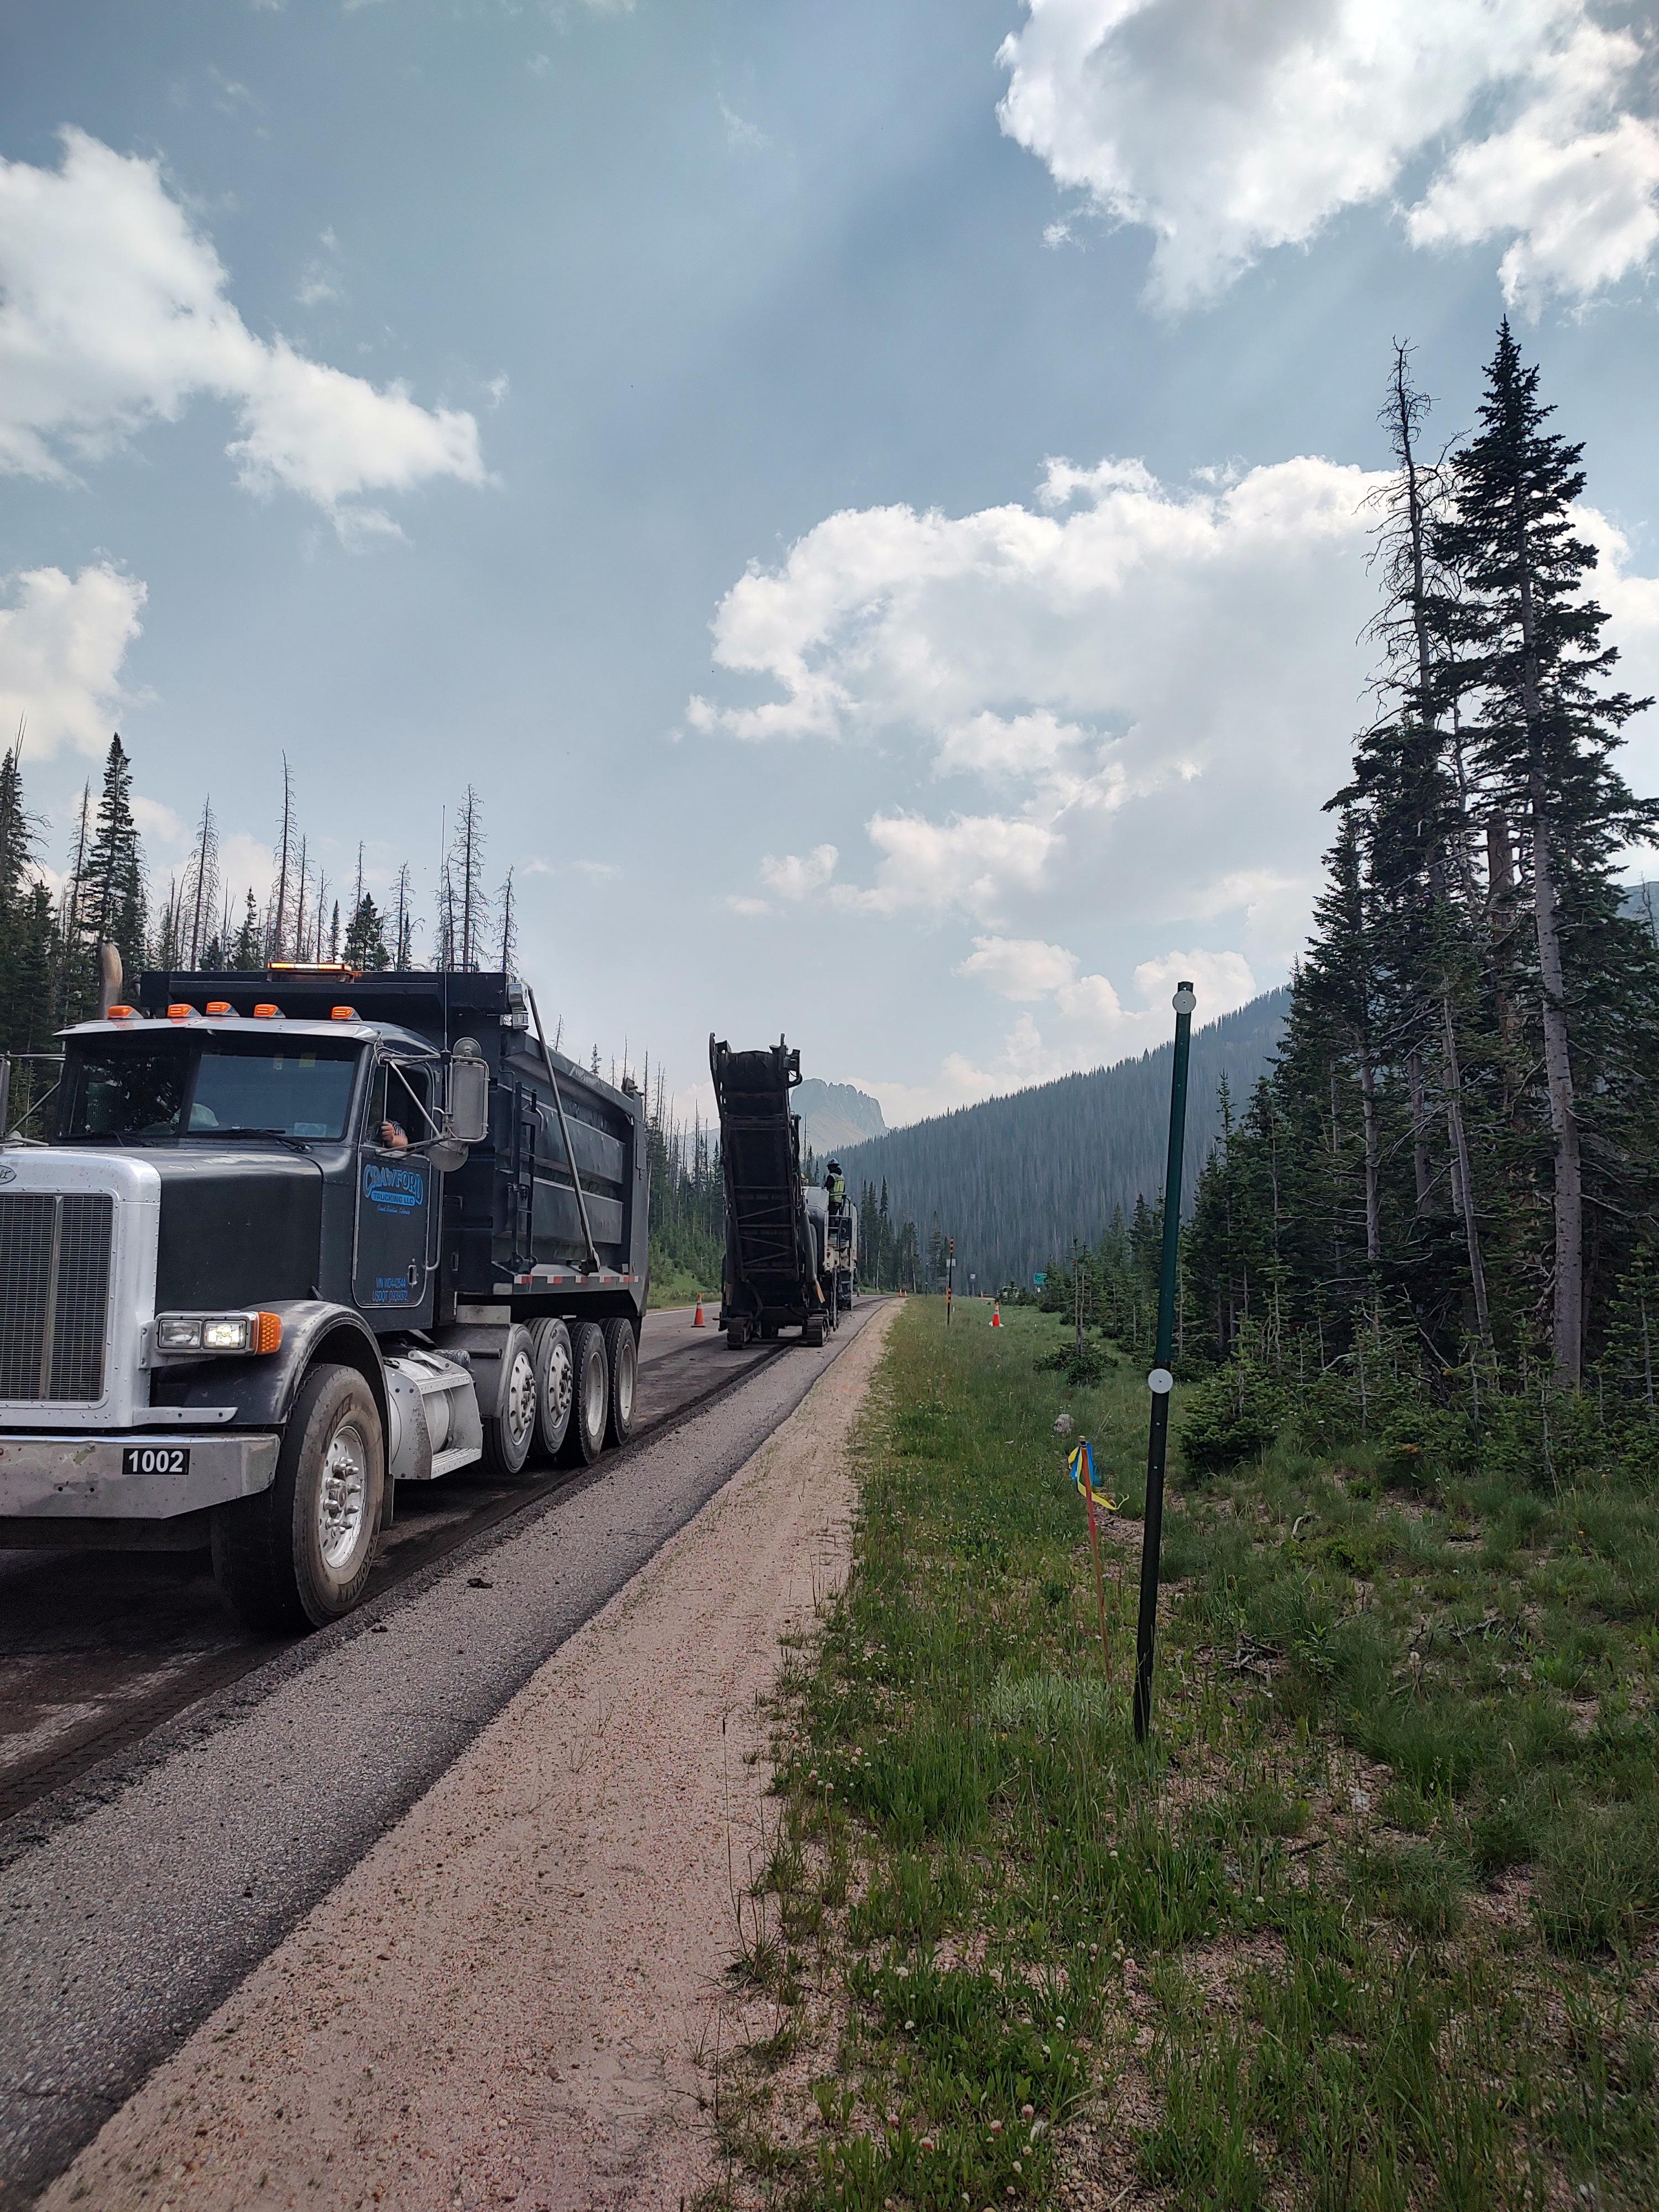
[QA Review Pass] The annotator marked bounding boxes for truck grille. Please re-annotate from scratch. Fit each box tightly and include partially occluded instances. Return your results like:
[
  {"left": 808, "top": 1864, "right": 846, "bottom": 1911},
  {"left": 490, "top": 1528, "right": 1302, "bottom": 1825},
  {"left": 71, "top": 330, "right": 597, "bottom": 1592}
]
[{"left": 0, "top": 1192, "right": 114, "bottom": 1402}]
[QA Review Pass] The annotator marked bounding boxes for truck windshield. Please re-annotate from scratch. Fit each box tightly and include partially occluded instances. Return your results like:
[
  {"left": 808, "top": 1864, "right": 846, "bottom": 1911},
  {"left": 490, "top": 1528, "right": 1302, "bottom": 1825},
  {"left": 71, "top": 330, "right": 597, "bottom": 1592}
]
[{"left": 63, "top": 1039, "right": 362, "bottom": 1141}]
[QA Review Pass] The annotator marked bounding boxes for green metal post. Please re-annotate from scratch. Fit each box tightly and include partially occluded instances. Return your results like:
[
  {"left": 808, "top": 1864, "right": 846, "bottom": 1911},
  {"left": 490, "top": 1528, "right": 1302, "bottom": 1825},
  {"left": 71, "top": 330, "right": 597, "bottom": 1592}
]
[{"left": 1133, "top": 980, "right": 1196, "bottom": 1743}]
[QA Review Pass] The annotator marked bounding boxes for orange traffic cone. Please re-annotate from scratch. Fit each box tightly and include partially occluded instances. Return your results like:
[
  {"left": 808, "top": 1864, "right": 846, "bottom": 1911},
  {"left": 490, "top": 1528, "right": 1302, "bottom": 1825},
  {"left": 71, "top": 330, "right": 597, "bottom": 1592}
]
[
  {"left": 990, "top": 1300, "right": 1002, "bottom": 1328},
  {"left": 693, "top": 1295, "right": 706, "bottom": 1328}
]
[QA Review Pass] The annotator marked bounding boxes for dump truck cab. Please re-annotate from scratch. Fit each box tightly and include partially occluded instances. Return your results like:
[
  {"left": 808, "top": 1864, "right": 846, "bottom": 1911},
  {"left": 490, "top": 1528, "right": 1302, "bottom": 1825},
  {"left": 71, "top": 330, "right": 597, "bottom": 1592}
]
[{"left": 49, "top": 997, "right": 448, "bottom": 1334}]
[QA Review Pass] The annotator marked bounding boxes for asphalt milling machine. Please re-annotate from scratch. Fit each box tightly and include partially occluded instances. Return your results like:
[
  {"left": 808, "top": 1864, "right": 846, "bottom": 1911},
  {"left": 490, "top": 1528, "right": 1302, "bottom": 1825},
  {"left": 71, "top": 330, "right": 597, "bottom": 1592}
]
[{"left": 710, "top": 1033, "right": 855, "bottom": 1350}]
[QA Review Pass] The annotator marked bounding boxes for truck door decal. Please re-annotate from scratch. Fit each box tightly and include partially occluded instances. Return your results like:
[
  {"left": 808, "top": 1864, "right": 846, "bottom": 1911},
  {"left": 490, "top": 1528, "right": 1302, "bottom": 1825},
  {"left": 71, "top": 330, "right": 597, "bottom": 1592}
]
[{"left": 354, "top": 1154, "right": 431, "bottom": 1308}]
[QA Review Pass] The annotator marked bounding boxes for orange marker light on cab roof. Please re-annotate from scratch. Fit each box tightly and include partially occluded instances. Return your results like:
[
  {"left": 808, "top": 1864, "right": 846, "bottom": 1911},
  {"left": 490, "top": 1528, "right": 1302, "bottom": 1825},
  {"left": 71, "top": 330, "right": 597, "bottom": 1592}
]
[
  {"left": 330, "top": 1005, "right": 358, "bottom": 1021},
  {"left": 253, "top": 1004, "right": 280, "bottom": 1019},
  {"left": 205, "top": 1001, "right": 233, "bottom": 1016},
  {"left": 166, "top": 1004, "right": 197, "bottom": 1021},
  {"left": 106, "top": 1005, "right": 135, "bottom": 1020}
]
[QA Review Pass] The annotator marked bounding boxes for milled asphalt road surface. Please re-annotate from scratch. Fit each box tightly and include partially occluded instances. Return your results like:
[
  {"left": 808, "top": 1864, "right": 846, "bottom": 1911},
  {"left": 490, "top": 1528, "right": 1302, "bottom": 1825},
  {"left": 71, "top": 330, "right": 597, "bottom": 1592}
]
[
  {"left": 0, "top": 1305, "right": 774, "bottom": 1819},
  {"left": 0, "top": 1303, "right": 884, "bottom": 2210}
]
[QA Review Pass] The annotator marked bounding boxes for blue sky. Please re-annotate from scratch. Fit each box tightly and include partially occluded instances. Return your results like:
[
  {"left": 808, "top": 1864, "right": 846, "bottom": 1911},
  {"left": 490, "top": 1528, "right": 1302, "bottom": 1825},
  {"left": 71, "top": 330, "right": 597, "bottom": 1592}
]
[{"left": 3, "top": 0, "right": 1657, "bottom": 1121}]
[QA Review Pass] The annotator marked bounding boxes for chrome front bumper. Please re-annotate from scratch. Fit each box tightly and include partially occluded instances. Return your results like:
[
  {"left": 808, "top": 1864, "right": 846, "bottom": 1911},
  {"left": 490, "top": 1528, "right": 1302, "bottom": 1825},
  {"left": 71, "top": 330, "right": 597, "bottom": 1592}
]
[{"left": 0, "top": 1431, "right": 279, "bottom": 1520}]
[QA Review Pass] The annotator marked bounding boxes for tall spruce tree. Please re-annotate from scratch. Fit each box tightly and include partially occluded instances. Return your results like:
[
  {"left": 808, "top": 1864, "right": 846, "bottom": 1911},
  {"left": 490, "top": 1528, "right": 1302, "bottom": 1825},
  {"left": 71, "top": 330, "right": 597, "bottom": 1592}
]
[
  {"left": 83, "top": 735, "right": 147, "bottom": 990},
  {"left": 344, "top": 890, "right": 390, "bottom": 970},
  {"left": 1439, "top": 324, "right": 1659, "bottom": 1383}
]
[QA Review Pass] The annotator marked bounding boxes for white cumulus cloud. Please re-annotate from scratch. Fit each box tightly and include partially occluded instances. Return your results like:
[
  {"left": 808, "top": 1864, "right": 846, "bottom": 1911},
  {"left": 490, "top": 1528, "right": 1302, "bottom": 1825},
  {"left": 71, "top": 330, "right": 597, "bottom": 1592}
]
[
  {"left": 692, "top": 449, "right": 1386, "bottom": 959},
  {"left": 0, "top": 128, "right": 487, "bottom": 533},
  {"left": 0, "top": 562, "right": 145, "bottom": 759},
  {"left": 997, "top": 0, "right": 1659, "bottom": 310},
  {"left": 760, "top": 842, "right": 838, "bottom": 898},
  {"left": 957, "top": 933, "right": 1079, "bottom": 999}
]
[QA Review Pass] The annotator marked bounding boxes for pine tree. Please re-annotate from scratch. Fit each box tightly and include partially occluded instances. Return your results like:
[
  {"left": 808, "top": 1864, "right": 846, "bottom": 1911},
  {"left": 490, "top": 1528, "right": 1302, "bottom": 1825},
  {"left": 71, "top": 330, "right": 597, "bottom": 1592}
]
[
  {"left": 83, "top": 735, "right": 147, "bottom": 987},
  {"left": 231, "top": 890, "right": 263, "bottom": 971},
  {"left": 1439, "top": 324, "right": 1659, "bottom": 1383},
  {"left": 345, "top": 891, "right": 390, "bottom": 971}
]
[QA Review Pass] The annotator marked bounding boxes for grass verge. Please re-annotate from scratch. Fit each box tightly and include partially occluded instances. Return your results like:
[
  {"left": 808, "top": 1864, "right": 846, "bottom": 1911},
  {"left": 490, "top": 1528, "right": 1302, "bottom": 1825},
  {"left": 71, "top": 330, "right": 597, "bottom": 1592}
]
[{"left": 702, "top": 1300, "right": 1659, "bottom": 2210}]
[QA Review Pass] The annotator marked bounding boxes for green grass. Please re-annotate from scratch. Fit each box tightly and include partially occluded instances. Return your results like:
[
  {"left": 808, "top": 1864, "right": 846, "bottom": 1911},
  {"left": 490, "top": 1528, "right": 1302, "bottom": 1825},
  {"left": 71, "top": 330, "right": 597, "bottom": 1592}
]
[
  {"left": 646, "top": 1256, "right": 717, "bottom": 1309},
  {"left": 701, "top": 1302, "right": 1659, "bottom": 2211}
]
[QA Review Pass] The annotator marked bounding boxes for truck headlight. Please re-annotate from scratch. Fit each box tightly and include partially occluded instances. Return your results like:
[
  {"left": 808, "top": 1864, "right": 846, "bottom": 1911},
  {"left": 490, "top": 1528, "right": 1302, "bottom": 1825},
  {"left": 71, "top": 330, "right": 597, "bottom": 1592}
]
[{"left": 155, "top": 1312, "right": 283, "bottom": 1355}]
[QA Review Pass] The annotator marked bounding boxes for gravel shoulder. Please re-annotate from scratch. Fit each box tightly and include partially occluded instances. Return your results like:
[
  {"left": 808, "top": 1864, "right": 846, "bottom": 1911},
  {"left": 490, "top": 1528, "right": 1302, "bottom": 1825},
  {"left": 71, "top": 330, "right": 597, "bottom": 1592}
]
[{"left": 40, "top": 1302, "right": 894, "bottom": 2212}]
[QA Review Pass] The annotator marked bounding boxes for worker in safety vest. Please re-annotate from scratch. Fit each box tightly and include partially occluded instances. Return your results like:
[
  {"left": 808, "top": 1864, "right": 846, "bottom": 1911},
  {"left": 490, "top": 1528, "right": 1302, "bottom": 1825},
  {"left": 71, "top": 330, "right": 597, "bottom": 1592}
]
[{"left": 825, "top": 1159, "right": 846, "bottom": 1215}]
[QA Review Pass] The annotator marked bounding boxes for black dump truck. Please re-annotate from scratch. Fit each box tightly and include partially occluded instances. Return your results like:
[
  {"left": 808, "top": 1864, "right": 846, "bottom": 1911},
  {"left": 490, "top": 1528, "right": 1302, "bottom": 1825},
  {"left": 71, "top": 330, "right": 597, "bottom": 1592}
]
[
  {"left": 0, "top": 963, "right": 648, "bottom": 1629},
  {"left": 709, "top": 1034, "right": 849, "bottom": 1349}
]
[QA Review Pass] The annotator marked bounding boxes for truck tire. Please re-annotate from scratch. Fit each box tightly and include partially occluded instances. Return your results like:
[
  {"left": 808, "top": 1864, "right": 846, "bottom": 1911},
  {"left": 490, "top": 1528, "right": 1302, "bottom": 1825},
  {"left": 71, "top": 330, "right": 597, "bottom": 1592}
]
[
  {"left": 530, "top": 1317, "right": 574, "bottom": 1462},
  {"left": 560, "top": 1322, "right": 608, "bottom": 1466},
  {"left": 481, "top": 1322, "right": 538, "bottom": 1478},
  {"left": 804, "top": 1317, "right": 826, "bottom": 1349},
  {"left": 602, "top": 1317, "right": 638, "bottom": 1447},
  {"left": 211, "top": 1363, "right": 384, "bottom": 1631}
]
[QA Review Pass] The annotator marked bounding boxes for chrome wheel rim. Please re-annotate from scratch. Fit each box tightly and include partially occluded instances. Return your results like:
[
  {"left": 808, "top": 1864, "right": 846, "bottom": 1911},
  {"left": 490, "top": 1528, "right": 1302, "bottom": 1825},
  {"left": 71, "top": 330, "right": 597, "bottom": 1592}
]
[
  {"left": 583, "top": 1349, "right": 606, "bottom": 1439},
  {"left": 544, "top": 1336, "right": 573, "bottom": 1439},
  {"left": 504, "top": 1345, "right": 536, "bottom": 1454},
  {"left": 616, "top": 1338, "right": 635, "bottom": 1427},
  {"left": 319, "top": 1419, "right": 369, "bottom": 1573}
]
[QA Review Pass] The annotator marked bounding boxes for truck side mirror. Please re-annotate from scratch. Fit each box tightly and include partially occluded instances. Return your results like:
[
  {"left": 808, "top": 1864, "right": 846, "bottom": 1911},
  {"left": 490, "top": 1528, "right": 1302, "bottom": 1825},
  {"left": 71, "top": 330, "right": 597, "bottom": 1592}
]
[{"left": 446, "top": 1050, "right": 490, "bottom": 1145}]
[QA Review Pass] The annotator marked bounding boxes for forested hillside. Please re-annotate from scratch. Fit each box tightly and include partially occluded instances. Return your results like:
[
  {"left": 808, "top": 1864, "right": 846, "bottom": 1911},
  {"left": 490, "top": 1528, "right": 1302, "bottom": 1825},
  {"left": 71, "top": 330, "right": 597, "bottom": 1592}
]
[{"left": 838, "top": 988, "right": 1289, "bottom": 1289}]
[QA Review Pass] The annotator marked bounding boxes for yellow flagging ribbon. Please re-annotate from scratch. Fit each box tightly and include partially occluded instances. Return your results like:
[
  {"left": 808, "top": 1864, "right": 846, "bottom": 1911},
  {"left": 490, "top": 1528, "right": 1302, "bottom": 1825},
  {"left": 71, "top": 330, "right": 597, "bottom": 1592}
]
[{"left": 1067, "top": 1438, "right": 1119, "bottom": 1513}]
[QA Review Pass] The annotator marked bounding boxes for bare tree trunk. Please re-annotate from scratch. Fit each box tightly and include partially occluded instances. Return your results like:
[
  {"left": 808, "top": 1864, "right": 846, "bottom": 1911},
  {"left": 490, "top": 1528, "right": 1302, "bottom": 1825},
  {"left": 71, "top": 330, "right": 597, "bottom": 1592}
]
[
  {"left": 1486, "top": 809, "right": 1521, "bottom": 1086},
  {"left": 1509, "top": 467, "right": 1582, "bottom": 1385},
  {"left": 1387, "top": 345, "right": 1494, "bottom": 1338},
  {"left": 1532, "top": 806, "right": 1583, "bottom": 1383},
  {"left": 273, "top": 758, "right": 293, "bottom": 961},
  {"left": 1407, "top": 1046, "right": 1433, "bottom": 1215},
  {"left": 1439, "top": 988, "right": 1491, "bottom": 1347},
  {"left": 1358, "top": 1045, "right": 1381, "bottom": 1262}
]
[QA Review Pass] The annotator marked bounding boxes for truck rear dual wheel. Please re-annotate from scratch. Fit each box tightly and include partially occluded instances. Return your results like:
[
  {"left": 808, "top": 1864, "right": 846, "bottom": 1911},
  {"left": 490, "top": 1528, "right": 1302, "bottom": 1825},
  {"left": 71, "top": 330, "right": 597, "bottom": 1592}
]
[
  {"left": 481, "top": 1323, "right": 539, "bottom": 1479},
  {"left": 602, "top": 1317, "right": 638, "bottom": 1447},
  {"left": 560, "top": 1321, "right": 608, "bottom": 1467},
  {"left": 211, "top": 1363, "right": 385, "bottom": 1632},
  {"left": 529, "top": 1317, "right": 574, "bottom": 1461}
]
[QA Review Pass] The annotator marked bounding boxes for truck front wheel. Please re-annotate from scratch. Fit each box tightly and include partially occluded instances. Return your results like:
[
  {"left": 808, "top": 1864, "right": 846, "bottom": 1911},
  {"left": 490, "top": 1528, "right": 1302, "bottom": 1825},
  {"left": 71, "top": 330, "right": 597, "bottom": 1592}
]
[
  {"left": 211, "top": 1363, "right": 385, "bottom": 1631},
  {"left": 560, "top": 1322, "right": 608, "bottom": 1467}
]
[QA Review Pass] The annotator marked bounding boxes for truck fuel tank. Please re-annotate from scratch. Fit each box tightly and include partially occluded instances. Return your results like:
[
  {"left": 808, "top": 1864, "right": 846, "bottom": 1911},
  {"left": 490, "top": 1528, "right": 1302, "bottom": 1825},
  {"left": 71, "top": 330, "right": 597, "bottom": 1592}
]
[{"left": 382, "top": 1348, "right": 483, "bottom": 1483}]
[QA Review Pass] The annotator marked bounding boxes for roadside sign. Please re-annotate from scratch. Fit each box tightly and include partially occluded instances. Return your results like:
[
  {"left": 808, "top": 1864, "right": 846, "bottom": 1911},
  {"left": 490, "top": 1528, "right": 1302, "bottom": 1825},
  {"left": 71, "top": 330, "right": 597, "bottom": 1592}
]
[{"left": 1032, "top": 1271, "right": 1046, "bottom": 1287}]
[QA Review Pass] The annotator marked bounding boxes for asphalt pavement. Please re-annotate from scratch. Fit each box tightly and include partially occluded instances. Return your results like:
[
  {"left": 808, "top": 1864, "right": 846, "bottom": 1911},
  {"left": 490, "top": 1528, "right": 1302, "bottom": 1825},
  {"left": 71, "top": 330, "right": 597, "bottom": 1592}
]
[
  {"left": 0, "top": 1305, "right": 769, "bottom": 1821},
  {"left": 0, "top": 1301, "right": 882, "bottom": 2209}
]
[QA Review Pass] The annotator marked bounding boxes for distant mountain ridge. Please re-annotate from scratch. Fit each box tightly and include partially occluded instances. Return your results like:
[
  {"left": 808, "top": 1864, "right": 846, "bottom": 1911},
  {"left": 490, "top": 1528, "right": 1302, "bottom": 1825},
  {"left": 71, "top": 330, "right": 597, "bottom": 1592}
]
[
  {"left": 795, "top": 1077, "right": 887, "bottom": 1157},
  {"left": 838, "top": 989, "right": 1291, "bottom": 1288}
]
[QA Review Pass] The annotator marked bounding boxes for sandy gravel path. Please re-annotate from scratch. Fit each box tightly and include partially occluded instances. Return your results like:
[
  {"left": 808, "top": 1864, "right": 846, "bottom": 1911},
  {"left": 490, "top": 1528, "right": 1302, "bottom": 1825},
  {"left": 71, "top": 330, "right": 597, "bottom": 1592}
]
[{"left": 42, "top": 1305, "right": 893, "bottom": 2212}]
